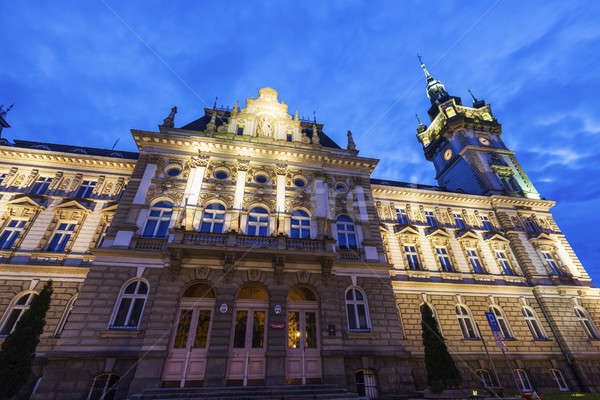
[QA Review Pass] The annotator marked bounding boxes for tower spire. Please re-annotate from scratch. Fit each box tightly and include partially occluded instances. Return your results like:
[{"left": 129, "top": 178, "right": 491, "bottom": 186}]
[
  {"left": 416, "top": 113, "right": 427, "bottom": 133},
  {"left": 417, "top": 55, "right": 450, "bottom": 107}
]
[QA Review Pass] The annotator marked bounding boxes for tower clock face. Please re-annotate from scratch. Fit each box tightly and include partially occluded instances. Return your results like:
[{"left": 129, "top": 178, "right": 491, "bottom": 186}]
[
  {"left": 478, "top": 136, "right": 490, "bottom": 146},
  {"left": 444, "top": 149, "right": 453, "bottom": 160}
]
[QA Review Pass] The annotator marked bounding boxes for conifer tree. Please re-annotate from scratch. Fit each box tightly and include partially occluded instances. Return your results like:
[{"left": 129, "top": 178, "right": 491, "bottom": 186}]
[
  {"left": 0, "top": 281, "right": 53, "bottom": 399},
  {"left": 421, "top": 303, "right": 462, "bottom": 393}
]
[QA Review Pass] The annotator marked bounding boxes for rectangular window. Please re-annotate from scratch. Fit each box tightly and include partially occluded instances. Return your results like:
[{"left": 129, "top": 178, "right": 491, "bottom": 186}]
[
  {"left": 541, "top": 251, "right": 561, "bottom": 275},
  {"left": 31, "top": 176, "right": 53, "bottom": 195},
  {"left": 252, "top": 311, "right": 265, "bottom": 348},
  {"left": 467, "top": 248, "right": 485, "bottom": 273},
  {"left": 173, "top": 309, "right": 192, "bottom": 348},
  {"left": 436, "top": 247, "right": 454, "bottom": 272},
  {"left": 496, "top": 250, "right": 515, "bottom": 275},
  {"left": 404, "top": 245, "right": 421, "bottom": 270},
  {"left": 233, "top": 311, "right": 248, "bottom": 348},
  {"left": 0, "top": 219, "right": 27, "bottom": 250},
  {"left": 425, "top": 211, "right": 437, "bottom": 227},
  {"left": 396, "top": 208, "right": 408, "bottom": 225},
  {"left": 75, "top": 180, "right": 96, "bottom": 198},
  {"left": 480, "top": 215, "right": 493, "bottom": 231},
  {"left": 453, "top": 213, "right": 465, "bottom": 229},
  {"left": 193, "top": 310, "right": 211, "bottom": 348},
  {"left": 237, "top": 127, "right": 244, "bottom": 136},
  {"left": 286, "top": 134, "right": 293, "bottom": 142},
  {"left": 46, "top": 223, "right": 76, "bottom": 252}
]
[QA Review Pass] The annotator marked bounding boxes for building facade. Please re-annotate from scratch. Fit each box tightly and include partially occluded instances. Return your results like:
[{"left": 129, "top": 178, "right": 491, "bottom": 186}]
[{"left": 0, "top": 70, "right": 599, "bottom": 399}]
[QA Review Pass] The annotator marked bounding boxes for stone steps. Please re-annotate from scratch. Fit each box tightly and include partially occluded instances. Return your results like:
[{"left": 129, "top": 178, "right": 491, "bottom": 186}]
[{"left": 130, "top": 384, "right": 365, "bottom": 400}]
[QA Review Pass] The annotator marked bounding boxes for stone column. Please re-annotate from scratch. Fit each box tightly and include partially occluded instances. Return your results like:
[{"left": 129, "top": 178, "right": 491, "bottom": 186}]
[
  {"left": 205, "top": 287, "right": 236, "bottom": 386},
  {"left": 266, "top": 288, "right": 287, "bottom": 385},
  {"left": 275, "top": 166, "right": 287, "bottom": 234},
  {"left": 183, "top": 155, "right": 209, "bottom": 230},
  {"left": 230, "top": 163, "right": 248, "bottom": 232}
]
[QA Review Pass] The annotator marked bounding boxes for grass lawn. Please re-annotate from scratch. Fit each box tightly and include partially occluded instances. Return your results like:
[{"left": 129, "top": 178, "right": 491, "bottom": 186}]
[{"left": 542, "top": 394, "right": 600, "bottom": 400}]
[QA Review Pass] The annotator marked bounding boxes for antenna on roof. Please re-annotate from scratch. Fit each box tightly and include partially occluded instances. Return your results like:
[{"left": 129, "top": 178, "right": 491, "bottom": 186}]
[
  {"left": 313, "top": 111, "right": 317, "bottom": 124},
  {"left": 111, "top": 138, "right": 120, "bottom": 150},
  {"left": 213, "top": 97, "right": 218, "bottom": 110}
]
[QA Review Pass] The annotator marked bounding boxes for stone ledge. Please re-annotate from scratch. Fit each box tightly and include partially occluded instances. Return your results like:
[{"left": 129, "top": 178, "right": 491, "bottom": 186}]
[{"left": 99, "top": 329, "right": 144, "bottom": 338}]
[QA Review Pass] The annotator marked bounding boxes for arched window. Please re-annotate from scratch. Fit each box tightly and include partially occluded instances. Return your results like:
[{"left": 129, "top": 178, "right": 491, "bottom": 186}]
[
  {"left": 142, "top": 201, "right": 173, "bottom": 238},
  {"left": 336, "top": 215, "right": 357, "bottom": 249},
  {"left": 515, "top": 369, "right": 532, "bottom": 392},
  {"left": 345, "top": 287, "right": 371, "bottom": 332},
  {"left": 87, "top": 373, "right": 119, "bottom": 400},
  {"left": 574, "top": 307, "right": 599, "bottom": 339},
  {"left": 0, "top": 292, "right": 34, "bottom": 336},
  {"left": 110, "top": 279, "right": 149, "bottom": 329},
  {"left": 200, "top": 203, "right": 226, "bottom": 233},
  {"left": 476, "top": 369, "right": 499, "bottom": 388},
  {"left": 489, "top": 306, "right": 513, "bottom": 339},
  {"left": 54, "top": 295, "right": 77, "bottom": 337},
  {"left": 355, "top": 369, "right": 378, "bottom": 399},
  {"left": 290, "top": 210, "right": 310, "bottom": 238},
  {"left": 455, "top": 304, "right": 478, "bottom": 339},
  {"left": 550, "top": 369, "right": 569, "bottom": 391},
  {"left": 522, "top": 306, "right": 546, "bottom": 340},
  {"left": 247, "top": 207, "right": 269, "bottom": 236}
]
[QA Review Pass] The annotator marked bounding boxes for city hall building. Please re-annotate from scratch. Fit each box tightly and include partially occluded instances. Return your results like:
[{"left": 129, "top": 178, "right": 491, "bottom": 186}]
[{"left": 0, "top": 64, "right": 599, "bottom": 399}]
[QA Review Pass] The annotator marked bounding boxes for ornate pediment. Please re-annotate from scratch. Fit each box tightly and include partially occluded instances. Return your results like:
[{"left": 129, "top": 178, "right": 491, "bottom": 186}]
[
  {"left": 454, "top": 229, "right": 479, "bottom": 241},
  {"left": 394, "top": 225, "right": 420, "bottom": 236},
  {"left": 484, "top": 232, "right": 509, "bottom": 242},
  {"left": 55, "top": 199, "right": 92, "bottom": 213},
  {"left": 425, "top": 227, "right": 450, "bottom": 238},
  {"left": 529, "top": 232, "right": 554, "bottom": 246},
  {"left": 7, "top": 195, "right": 45, "bottom": 209}
]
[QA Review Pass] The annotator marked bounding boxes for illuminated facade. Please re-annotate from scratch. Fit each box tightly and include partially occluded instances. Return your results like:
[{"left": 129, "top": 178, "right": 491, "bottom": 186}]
[{"left": 0, "top": 76, "right": 599, "bottom": 399}]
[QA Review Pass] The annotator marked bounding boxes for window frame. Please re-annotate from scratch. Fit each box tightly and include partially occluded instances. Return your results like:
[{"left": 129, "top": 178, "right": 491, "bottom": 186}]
[
  {"left": 495, "top": 250, "right": 515, "bottom": 276},
  {"left": 424, "top": 210, "right": 437, "bottom": 227},
  {"left": 522, "top": 306, "right": 546, "bottom": 340},
  {"left": 403, "top": 245, "right": 421, "bottom": 270},
  {"left": 54, "top": 295, "right": 77, "bottom": 337},
  {"left": 489, "top": 305, "right": 514, "bottom": 340},
  {"left": 46, "top": 221, "right": 77, "bottom": 252},
  {"left": 455, "top": 304, "right": 478, "bottom": 339},
  {"left": 336, "top": 215, "right": 357, "bottom": 250},
  {"left": 515, "top": 369, "right": 533, "bottom": 392},
  {"left": 435, "top": 246, "right": 454, "bottom": 272},
  {"left": 0, "top": 218, "right": 27, "bottom": 250},
  {"left": 199, "top": 202, "right": 226, "bottom": 233},
  {"left": 396, "top": 208, "right": 409, "bottom": 225},
  {"left": 550, "top": 369, "right": 569, "bottom": 392},
  {"left": 31, "top": 176, "right": 53, "bottom": 195},
  {"left": 574, "top": 306, "right": 599, "bottom": 339},
  {"left": 142, "top": 201, "right": 173, "bottom": 238},
  {"left": 540, "top": 251, "right": 563, "bottom": 276},
  {"left": 246, "top": 206, "right": 270, "bottom": 236},
  {"left": 86, "top": 373, "right": 119, "bottom": 400},
  {"left": 466, "top": 248, "right": 486, "bottom": 274},
  {"left": 290, "top": 209, "right": 311, "bottom": 239},
  {"left": 345, "top": 286, "right": 371, "bottom": 332},
  {"left": 480, "top": 215, "right": 493, "bottom": 231},
  {"left": 0, "top": 291, "right": 36, "bottom": 336},
  {"left": 109, "top": 279, "right": 149, "bottom": 330},
  {"left": 453, "top": 213, "right": 465, "bottom": 229},
  {"left": 76, "top": 180, "right": 97, "bottom": 198}
]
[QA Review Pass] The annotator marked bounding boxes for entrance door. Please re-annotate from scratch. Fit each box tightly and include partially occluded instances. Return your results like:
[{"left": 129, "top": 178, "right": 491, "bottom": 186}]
[
  {"left": 162, "top": 283, "right": 215, "bottom": 387},
  {"left": 286, "top": 286, "right": 321, "bottom": 384},
  {"left": 226, "top": 284, "right": 269, "bottom": 385}
]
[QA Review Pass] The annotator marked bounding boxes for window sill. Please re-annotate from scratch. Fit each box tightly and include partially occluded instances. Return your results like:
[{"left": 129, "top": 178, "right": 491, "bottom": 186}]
[
  {"left": 345, "top": 330, "right": 375, "bottom": 339},
  {"left": 533, "top": 338, "right": 550, "bottom": 342},
  {"left": 100, "top": 328, "right": 143, "bottom": 338},
  {"left": 462, "top": 337, "right": 482, "bottom": 341}
]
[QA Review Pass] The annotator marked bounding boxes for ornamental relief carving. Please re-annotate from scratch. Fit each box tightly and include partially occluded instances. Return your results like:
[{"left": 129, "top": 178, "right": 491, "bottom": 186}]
[
  {"left": 243, "top": 193, "right": 275, "bottom": 212},
  {"left": 146, "top": 184, "right": 184, "bottom": 205},
  {"left": 198, "top": 192, "right": 234, "bottom": 208}
]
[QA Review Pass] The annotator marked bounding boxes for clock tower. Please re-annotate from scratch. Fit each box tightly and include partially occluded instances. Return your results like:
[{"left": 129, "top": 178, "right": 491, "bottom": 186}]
[{"left": 415, "top": 58, "right": 540, "bottom": 199}]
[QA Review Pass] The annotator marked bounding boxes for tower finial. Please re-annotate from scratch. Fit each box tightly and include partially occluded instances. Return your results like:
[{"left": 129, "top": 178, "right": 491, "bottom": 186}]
[
  {"left": 213, "top": 96, "right": 218, "bottom": 110},
  {"left": 418, "top": 54, "right": 432, "bottom": 80},
  {"left": 467, "top": 89, "right": 486, "bottom": 108}
]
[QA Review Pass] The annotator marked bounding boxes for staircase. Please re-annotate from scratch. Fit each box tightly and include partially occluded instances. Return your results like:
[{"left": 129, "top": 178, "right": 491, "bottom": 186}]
[{"left": 130, "top": 384, "right": 365, "bottom": 400}]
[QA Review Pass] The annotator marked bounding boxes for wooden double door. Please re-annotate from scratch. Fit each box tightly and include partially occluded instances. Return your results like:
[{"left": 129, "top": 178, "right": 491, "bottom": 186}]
[
  {"left": 286, "top": 302, "right": 321, "bottom": 383},
  {"left": 226, "top": 300, "right": 268, "bottom": 385},
  {"left": 162, "top": 300, "right": 214, "bottom": 387}
]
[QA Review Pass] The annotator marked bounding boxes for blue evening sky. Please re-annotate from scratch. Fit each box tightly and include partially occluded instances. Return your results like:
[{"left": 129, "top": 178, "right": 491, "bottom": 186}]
[{"left": 1, "top": 1, "right": 599, "bottom": 283}]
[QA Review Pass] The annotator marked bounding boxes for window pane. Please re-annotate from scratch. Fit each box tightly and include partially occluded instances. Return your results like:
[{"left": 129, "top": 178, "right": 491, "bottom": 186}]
[
  {"left": 47, "top": 234, "right": 61, "bottom": 251},
  {"left": 252, "top": 311, "right": 265, "bottom": 348},
  {"left": 193, "top": 310, "right": 211, "bottom": 348},
  {"left": 258, "top": 226, "right": 268, "bottom": 236},
  {"left": 347, "top": 304, "right": 357, "bottom": 330},
  {"left": 56, "top": 233, "right": 71, "bottom": 251},
  {"left": 113, "top": 298, "right": 131, "bottom": 327},
  {"left": 143, "top": 220, "right": 157, "bottom": 237},
  {"left": 291, "top": 228, "right": 299, "bottom": 238},
  {"left": 200, "top": 222, "right": 211, "bottom": 233},
  {"left": 233, "top": 311, "right": 248, "bottom": 348},
  {"left": 137, "top": 282, "right": 148, "bottom": 294},
  {"left": 305, "top": 312, "right": 317, "bottom": 348},
  {"left": 0, "top": 309, "right": 22, "bottom": 335},
  {"left": 354, "top": 289, "right": 363, "bottom": 300},
  {"left": 213, "top": 223, "right": 223, "bottom": 233},
  {"left": 357, "top": 304, "right": 368, "bottom": 329},
  {"left": 288, "top": 311, "right": 300, "bottom": 348},
  {"left": 156, "top": 220, "right": 170, "bottom": 237},
  {"left": 174, "top": 310, "right": 192, "bottom": 348},
  {"left": 247, "top": 226, "right": 256, "bottom": 236},
  {"left": 347, "top": 234, "right": 357, "bottom": 248},
  {"left": 127, "top": 298, "right": 145, "bottom": 327},
  {"left": 124, "top": 282, "right": 137, "bottom": 294}
]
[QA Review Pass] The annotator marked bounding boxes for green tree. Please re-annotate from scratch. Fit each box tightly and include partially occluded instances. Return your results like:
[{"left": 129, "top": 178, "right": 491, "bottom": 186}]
[
  {"left": 421, "top": 303, "right": 462, "bottom": 393},
  {"left": 0, "top": 281, "right": 53, "bottom": 399}
]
